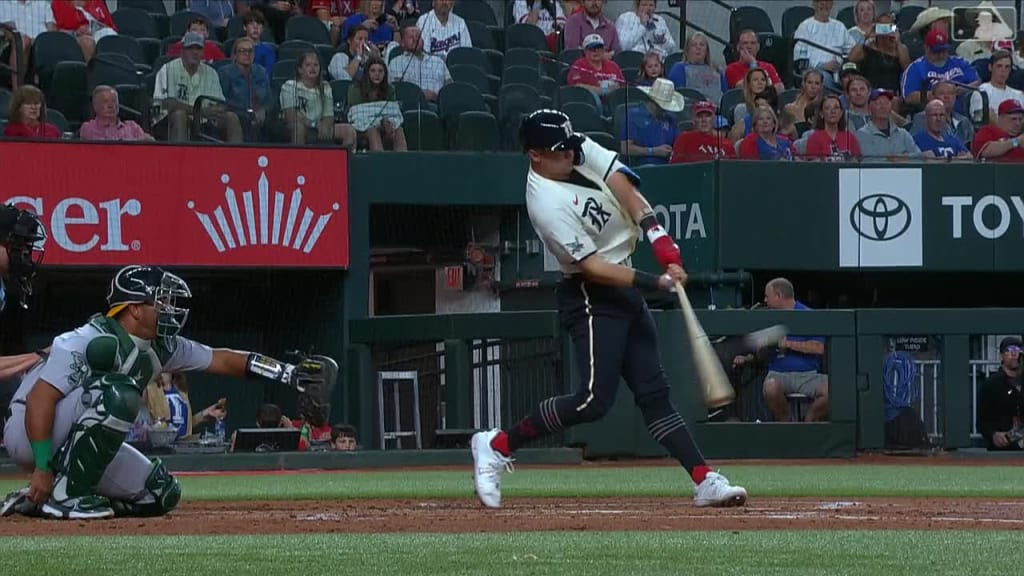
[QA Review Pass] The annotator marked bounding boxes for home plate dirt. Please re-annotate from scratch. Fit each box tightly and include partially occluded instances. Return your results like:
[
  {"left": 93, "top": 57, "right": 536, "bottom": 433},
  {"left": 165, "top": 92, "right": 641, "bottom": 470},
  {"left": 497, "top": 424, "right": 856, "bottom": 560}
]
[{"left": 1, "top": 498, "right": 1021, "bottom": 535}]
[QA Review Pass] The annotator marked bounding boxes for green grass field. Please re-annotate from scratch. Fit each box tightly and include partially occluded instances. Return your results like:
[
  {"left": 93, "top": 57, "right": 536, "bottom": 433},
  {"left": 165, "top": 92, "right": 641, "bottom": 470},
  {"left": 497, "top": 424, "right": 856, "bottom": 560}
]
[{"left": 2, "top": 464, "right": 1024, "bottom": 576}]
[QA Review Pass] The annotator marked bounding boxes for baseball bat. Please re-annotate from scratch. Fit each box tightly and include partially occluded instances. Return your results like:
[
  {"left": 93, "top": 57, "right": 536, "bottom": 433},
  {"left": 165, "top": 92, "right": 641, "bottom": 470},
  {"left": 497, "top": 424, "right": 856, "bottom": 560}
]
[{"left": 674, "top": 281, "right": 736, "bottom": 408}]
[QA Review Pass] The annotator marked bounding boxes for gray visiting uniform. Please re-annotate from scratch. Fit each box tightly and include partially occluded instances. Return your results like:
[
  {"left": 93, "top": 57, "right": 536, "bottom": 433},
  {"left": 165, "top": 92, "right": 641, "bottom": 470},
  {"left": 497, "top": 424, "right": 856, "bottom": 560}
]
[
  {"left": 855, "top": 121, "right": 921, "bottom": 160},
  {"left": 3, "top": 318, "right": 212, "bottom": 501}
]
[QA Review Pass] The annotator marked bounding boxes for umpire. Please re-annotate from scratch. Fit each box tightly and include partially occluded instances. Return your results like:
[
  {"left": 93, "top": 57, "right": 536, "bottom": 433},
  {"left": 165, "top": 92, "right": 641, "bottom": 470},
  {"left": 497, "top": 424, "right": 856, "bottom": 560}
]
[{"left": 470, "top": 109, "right": 747, "bottom": 509}]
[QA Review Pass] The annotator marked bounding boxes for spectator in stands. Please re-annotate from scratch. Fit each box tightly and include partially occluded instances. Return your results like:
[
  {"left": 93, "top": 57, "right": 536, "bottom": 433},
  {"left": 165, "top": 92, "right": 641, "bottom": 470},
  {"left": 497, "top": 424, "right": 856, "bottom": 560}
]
[
  {"left": 728, "top": 67, "right": 773, "bottom": 141},
  {"left": 615, "top": 0, "right": 676, "bottom": 58},
  {"left": 293, "top": 395, "right": 332, "bottom": 451},
  {"left": 562, "top": 0, "right": 582, "bottom": 16},
  {"left": 144, "top": 373, "right": 225, "bottom": 441},
  {"left": 977, "top": 336, "right": 1024, "bottom": 451},
  {"left": 188, "top": 0, "right": 234, "bottom": 35},
  {"left": 666, "top": 32, "right": 727, "bottom": 105},
  {"left": 347, "top": 56, "right": 407, "bottom": 151},
  {"left": 757, "top": 277, "right": 829, "bottom": 423},
  {"left": 153, "top": 32, "right": 243, "bottom": 143},
  {"left": 387, "top": 0, "right": 419, "bottom": 22},
  {"left": 724, "top": 29, "right": 784, "bottom": 91},
  {"left": 972, "top": 99, "right": 1024, "bottom": 162},
  {"left": 847, "top": 11, "right": 909, "bottom": 94},
  {"left": 218, "top": 37, "right": 271, "bottom": 141},
  {"left": 805, "top": 93, "right": 861, "bottom": 161},
  {"left": 228, "top": 402, "right": 291, "bottom": 452},
  {"left": 910, "top": 80, "right": 974, "bottom": 146},
  {"left": 512, "top": 0, "right": 566, "bottom": 38},
  {"left": 79, "top": 85, "right": 153, "bottom": 141},
  {"left": 51, "top": 0, "right": 117, "bottom": 62},
  {"left": 900, "top": 29, "right": 979, "bottom": 106},
  {"left": 970, "top": 51, "right": 1024, "bottom": 125},
  {"left": 242, "top": 11, "right": 275, "bottom": 72},
  {"left": 855, "top": 88, "right": 920, "bottom": 161},
  {"left": 563, "top": 0, "right": 620, "bottom": 54},
  {"left": 306, "top": 0, "right": 357, "bottom": 46},
  {"left": 619, "top": 77, "right": 681, "bottom": 166},
  {"left": 388, "top": 24, "right": 450, "bottom": 105},
  {"left": 845, "top": 0, "right": 875, "bottom": 44},
  {"left": 330, "top": 424, "right": 358, "bottom": 450},
  {"left": 280, "top": 51, "right": 357, "bottom": 147},
  {"left": 0, "top": 0, "right": 55, "bottom": 90},
  {"left": 843, "top": 74, "right": 871, "bottom": 131},
  {"left": 3, "top": 85, "right": 58, "bottom": 138},
  {"left": 416, "top": 0, "right": 471, "bottom": 59},
  {"left": 913, "top": 98, "right": 971, "bottom": 161},
  {"left": 248, "top": 0, "right": 301, "bottom": 44},
  {"left": 167, "top": 16, "right": 227, "bottom": 63},
  {"left": 670, "top": 100, "right": 735, "bottom": 163},
  {"left": 329, "top": 24, "right": 379, "bottom": 81},
  {"left": 738, "top": 105, "right": 795, "bottom": 160},
  {"left": 783, "top": 69, "right": 825, "bottom": 124},
  {"left": 635, "top": 51, "right": 662, "bottom": 86},
  {"left": 567, "top": 33, "right": 624, "bottom": 105},
  {"left": 342, "top": 0, "right": 397, "bottom": 49},
  {"left": 792, "top": 0, "right": 854, "bottom": 92}
]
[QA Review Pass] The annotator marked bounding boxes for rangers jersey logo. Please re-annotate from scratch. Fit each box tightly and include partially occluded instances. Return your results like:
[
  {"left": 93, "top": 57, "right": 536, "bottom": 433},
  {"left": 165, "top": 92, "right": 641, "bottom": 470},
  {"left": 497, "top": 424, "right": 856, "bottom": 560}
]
[{"left": 582, "top": 198, "right": 611, "bottom": 232}]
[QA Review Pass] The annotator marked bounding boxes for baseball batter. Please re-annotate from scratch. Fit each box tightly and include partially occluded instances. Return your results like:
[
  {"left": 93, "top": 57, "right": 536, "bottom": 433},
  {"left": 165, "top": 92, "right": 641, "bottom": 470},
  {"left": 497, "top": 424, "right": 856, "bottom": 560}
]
[
  {"left": 1, "top": 264, "right": 329, "bottom": 520},
  {"left": 471, "top": 110, "right": 747, "bottom": 509}
]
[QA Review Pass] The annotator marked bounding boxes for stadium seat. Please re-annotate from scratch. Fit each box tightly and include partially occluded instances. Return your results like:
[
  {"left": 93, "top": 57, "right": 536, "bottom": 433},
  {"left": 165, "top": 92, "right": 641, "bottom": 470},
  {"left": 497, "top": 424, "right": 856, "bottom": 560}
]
[
  {"left": 286, "top": 16, "right": 332, "bottom": 45},
  {"left": 503, "top": 47, "right": 540, "bottom": 71},
  {"left": 558, "top": 48, "right": 582, "bottom": 66},
  {"left": 272, "top": 59, "right": 297, "bottom": 79},
  {"left": 46, "top": 109, "right": 69, "bottom": 134},
  {"left": 138, "top": 37, "right": 162, "bottom": 66},
  {"left": 32, "top": 31, "right": 86, "bottom": 92},
  {"left": 836, "top": 6, "right": 855, "bottom": 29},
  {"left": 505, "top": 23, "right": 549, "bottom": 53},
  {"left": 902, "top": 31, "right": 924, "bottom": 61},
  {"left": 613, "top": 50, "right": 645, "bottom": 71},
  {"left": 676, "top": 87, "right": 707, "bottom": 102},
  {"left": 466, "top": 21, "right": 498, "bottom": 51},
  {"left": 96, "top": 35, "right": 147, "bottom": 67},
  {"left": 607, "top": 86, "right": 648, "bottom": 114},
  {"left": 730, "top": 6, "right": 774, "bottom": 41},
  {"left": 437, "top": 81, "right": 487, "bottom": 143},
  {"left": 402, "top": 109, "right": 444, "bottom": 150},
  {"left": 89, "top": 53, "right": 145, "bottom": 90},
  {"left": 756, "top": 33, "right": 789, "bottom": 84},
  {"left": 170, "top": 11, "right": 211, "bottom": 38},
  {"left": 447, "top": 46, "right": 493, "bottom": 74},
  {"left": 558, "top": 85, "right": 599, "bottom": 111},
  {"left": 330, "top": 79, "right": 352, "bottom": 112},
  {"left": 498, "top": 83, "right": 540, "bottom": 149},
  {"left": 562, "top": 101, "right": 608, "bottom": 133},
  {"left": 719, "top": 88, "right": 745, "bottom": 123},
  {"left": 663, "top": 51, "right": 684, "bottom": 73},
  {"left": 453, "top": 0, "right": 497, "bottom": 26},
  {"left": 133, "top": 0, "right": 169, "bottom": 16},
  {"left": 112, "top": 8, "right": 160, "bottom": 39},
  {"left": 393, "top": 81, "right": 428, "bottom": 112},
  {"left": 503, "top": 65, "right": 541, "bottom": 89},
  {"left": 0, "top": 89, "right": 13, "bottom": 120},
  {"left": 896, "top": 6, "right": 925, "bottom": 33},
  {"left": 454, "top": 111, "right": 499, "bottom": 151},
  {"left": 278, "top": 40, "right": 317, "bottom": 67},
  {"left": 114, "top": 84, "right": 147, "bottom": 124},
  {"left": 160, "top": 36, "right": 179, "bottom": 54},
  {"left": 584, "top": 131, "right": 617, "bottom": 150},
  {"left": 450, "top": 65, "right": 497, "bottom": 112},
  {"left": 782, "top": 6, "right": 814, "bottom": 39},
  {"left": 315, "top": 44, "right": 336, "bottom": 72}
]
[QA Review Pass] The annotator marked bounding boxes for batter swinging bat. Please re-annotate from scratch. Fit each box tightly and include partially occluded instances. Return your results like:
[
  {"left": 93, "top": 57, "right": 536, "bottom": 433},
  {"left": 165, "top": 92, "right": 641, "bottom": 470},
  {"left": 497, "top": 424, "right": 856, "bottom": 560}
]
[{"left": 674, "top": 282, "right": 735, "bottom": 408}]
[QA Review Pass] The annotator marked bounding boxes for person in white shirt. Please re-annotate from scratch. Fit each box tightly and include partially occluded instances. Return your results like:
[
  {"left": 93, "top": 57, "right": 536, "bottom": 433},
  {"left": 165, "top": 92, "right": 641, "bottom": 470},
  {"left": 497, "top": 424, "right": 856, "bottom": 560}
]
[
  {"left": 513, "top": 0, "right": 565, "bottom": 36},
  {"left": 792, "top": 0, "right": 854, "bottom": 91},
  {"left": 389, "top": 24, "right": 451, "bottom": 104},
  {"left": 0, "top": 0, "right": 55, "bottom": 89},
  {"left": 970, "top": 50, "right": 1024, "bottom": 124},
  {"left": 415, "top": 0, "right": 471, "bottom": 59},
  {"left": 615, "top": 0, "right": 677, "bottom": 58},
  {"left": 469, "top": 108, "right": 748, "bottom": 512}
]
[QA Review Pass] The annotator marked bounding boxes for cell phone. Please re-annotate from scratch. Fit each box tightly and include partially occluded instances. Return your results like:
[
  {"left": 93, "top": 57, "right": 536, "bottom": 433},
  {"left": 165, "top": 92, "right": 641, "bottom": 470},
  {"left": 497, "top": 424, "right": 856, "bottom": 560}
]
[{"left": 874, "top": 23, "right": 896, "bottom": 35}]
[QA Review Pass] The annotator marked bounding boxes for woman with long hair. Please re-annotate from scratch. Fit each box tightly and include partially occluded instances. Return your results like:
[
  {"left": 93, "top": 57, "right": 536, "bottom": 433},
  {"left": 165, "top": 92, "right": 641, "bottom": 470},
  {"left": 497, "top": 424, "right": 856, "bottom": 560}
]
[
  {"left": 784, "top": 69, "right": 825, "bottom": 124},
  {"left": 848, "top": 11, "right": 909, "bottom": 94},
  {"left": 636, "top": 51, "right": 663, "bottom": 86},
  {"left": 738, "top": 105, "right": 796, "bottom": 161},
  {"left": 667, "top": 32, "right": 727, "bottom": 103},
  {"left": 3, "top": 86, "right": 60, "bottom": 139},
  {"left": 804, "top": 94, "right": 862, "bottom": 161},
  {"left": 280, "top": 51, "right": 357, "bottom": 147},
  {"left": 728, "top": 67, "right": 775, "bottom": 141},
  {"left": 347, "top": 56, "right": 408, "bottom": 151},
  {"left": 846, "top": 0, "right": 876, "bottom": 44}
]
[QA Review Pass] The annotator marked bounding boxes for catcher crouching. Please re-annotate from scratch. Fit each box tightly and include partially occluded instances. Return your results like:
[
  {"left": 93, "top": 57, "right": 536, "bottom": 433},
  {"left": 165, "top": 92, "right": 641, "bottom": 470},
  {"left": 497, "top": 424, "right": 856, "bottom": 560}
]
[{"left": 0, "top": 264, "right": 334, "bottom": 520}]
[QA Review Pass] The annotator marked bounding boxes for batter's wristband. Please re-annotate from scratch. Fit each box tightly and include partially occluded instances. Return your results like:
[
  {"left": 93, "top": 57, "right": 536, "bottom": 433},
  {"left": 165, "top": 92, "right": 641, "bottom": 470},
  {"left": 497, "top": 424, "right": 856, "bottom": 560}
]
[
  {"left": 639, "top": 214, "right": 668, "bottom": 242},
  {"left": 31, "top": 439, "right": 52, "bottom": 472},
  {"left": 632, "top": 270, "right": 662, "bottom": 291}
]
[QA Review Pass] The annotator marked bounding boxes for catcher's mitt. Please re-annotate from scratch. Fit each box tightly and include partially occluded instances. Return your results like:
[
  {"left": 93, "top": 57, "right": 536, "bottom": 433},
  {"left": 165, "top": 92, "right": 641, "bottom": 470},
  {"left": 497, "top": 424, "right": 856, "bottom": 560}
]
[{"left": 288, "top": 352, "right": 338, "bottom": 424}]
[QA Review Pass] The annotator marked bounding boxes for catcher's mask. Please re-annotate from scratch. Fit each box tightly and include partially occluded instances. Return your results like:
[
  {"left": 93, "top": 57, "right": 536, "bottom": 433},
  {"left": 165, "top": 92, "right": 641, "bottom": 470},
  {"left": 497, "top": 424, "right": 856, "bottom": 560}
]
[
  {"left": 0, "top": 205, "right": 46, "bottom": 309},
  {"left": 107, "top": 265, "right": 192, "bottom": 341}
]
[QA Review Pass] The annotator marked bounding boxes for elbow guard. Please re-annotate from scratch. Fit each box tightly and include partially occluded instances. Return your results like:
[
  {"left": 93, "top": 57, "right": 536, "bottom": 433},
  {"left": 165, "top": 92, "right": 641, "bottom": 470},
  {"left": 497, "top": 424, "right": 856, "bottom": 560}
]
[{"left": 614, "top": 163, "right": 641, "bottom": 187}]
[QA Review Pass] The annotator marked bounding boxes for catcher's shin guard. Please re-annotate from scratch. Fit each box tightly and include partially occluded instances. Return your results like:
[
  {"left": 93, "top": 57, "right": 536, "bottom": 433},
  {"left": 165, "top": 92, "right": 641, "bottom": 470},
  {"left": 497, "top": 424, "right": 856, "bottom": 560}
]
[
  {"left": 50, "top": 373, "right": 141, "bottom": 504},
  {"left": 111, "top": 459, "right": 181, "bottom": 518}
]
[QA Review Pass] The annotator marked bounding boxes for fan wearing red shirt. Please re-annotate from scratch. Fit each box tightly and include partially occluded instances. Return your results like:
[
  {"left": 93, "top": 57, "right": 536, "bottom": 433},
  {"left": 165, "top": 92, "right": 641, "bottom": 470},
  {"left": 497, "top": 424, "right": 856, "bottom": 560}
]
[
  {"left": 308, "top": 0, "right": 360, "bottom": 45},
  {"left": 972, "top": 99, "right": 1024, "bottom": 162},
  {"left": 567, "top": 34, "right": 625, "bottom": 102},
  {"left": 670, "top": 100, "right": 735, "bottom": 163},
  {"left": 166, "top": 17, "right": 227, "bottom": 63},
  {"left": 2, "top": 86, "right": 61, "bottom": 139},
  {"left": 724, "top": 30, "right": 784, "bottom": 91},
  {"left": 805, "top": 94, "right": 862, "bottom": 161},
  {"left": 51, "top": 0, "right": 117, "bottom": 61}
]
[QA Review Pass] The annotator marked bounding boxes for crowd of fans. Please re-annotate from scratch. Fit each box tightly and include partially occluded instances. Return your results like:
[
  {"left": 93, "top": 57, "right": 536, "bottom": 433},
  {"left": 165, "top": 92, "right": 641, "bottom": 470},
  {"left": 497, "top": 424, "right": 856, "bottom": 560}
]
[{"left": 1, "top": 0, "right": 1023, "bottom": 162}]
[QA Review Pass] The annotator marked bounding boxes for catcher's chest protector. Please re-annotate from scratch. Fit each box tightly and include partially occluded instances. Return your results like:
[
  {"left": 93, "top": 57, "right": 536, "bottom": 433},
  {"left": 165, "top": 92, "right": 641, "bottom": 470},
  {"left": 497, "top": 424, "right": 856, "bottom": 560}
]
[{"left": 87, "top": 314, "right": 174, "bottom": 388}]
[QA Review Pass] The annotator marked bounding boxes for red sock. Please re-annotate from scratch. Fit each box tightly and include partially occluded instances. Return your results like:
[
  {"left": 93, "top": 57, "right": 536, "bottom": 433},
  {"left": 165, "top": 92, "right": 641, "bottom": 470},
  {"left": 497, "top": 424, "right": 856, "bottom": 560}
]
[
  {"left": 489, "top": 431, "right": 511, "bottom": 457},
  {"left": 691, "top": 465, "right": 712, "bottom": 485}
]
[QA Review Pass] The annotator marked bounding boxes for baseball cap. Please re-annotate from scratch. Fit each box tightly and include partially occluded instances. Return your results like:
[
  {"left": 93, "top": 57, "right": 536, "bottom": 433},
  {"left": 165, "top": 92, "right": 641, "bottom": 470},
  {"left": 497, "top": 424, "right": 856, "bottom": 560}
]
[
  {"left": 839, "top": 62, "right": 859, "bottom": 77},
  {"left": 925, "top": 29, "right": 949, "bottom": 52},
  {"left": 869, "top": 88, "right": 895, "bottom": 101},
  {"left": 998, "top": 99, "right": 1024, "bottom": 115},
  {"left": 999, "top": 336, "right": 1022, "bottom": 353},
  {"left": 182, "top": 32, "right": 205, "bottom": 49},
  {"left": 583, "top": 34, "right": 605, "bottom": 50},
  {"left": 692, "top": 100, "right": 716, "bottom": 115}
]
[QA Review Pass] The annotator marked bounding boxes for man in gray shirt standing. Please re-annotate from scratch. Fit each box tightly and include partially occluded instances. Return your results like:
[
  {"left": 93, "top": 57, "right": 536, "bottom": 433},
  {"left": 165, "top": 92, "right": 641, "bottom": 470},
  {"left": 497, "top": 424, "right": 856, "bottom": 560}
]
[{"left": 856, "top": 88, "right": 921, "bottom": 161}]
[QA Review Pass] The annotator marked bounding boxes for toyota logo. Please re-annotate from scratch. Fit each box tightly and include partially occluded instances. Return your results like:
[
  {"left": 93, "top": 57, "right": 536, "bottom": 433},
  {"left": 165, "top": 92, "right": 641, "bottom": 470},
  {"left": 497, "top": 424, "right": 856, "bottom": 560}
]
[{"left": 849, "top": 193, "right": 911, "bottom": 241}]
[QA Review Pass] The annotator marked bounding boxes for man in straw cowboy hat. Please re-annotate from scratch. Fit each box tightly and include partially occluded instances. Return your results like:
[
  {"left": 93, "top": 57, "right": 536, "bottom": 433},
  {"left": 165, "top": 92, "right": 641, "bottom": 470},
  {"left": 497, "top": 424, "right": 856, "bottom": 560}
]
[{"left": 620, "top": 77, "right": 685, "bottom": 166}]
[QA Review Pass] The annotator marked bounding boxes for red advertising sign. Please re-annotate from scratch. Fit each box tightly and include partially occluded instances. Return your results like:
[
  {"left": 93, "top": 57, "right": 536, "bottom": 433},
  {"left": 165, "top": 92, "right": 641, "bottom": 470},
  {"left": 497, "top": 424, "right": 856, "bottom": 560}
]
[{"left": 0, "top": 142, "right": 349, "bottom": 268}]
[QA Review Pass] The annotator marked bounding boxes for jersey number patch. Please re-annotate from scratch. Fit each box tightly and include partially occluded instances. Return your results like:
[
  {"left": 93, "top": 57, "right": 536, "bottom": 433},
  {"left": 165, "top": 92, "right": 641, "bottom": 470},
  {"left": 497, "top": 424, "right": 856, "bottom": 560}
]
[{"left": 582, "top": 198, "right": 611, "bottom": 232}]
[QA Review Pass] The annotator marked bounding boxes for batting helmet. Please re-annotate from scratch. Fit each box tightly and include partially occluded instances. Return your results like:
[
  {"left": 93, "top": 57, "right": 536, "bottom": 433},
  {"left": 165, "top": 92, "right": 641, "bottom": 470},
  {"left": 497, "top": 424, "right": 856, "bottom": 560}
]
[{"left": 519, "top": 109, "right": 586, "bottom": 165}]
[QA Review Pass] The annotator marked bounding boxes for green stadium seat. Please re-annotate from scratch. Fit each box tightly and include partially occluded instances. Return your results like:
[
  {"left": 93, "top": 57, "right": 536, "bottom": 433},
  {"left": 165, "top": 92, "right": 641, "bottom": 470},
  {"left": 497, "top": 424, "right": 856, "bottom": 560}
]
[
  {"left": 112, "top": 8, "right": 160, "bottom": 39},
  {"left": 286, "top": 16, "right": 332, "bottom": 46},
  {"left": 562, "top": 102, "right": 608, "bottom": 133},
  {"left": 403, "top": 110, "right": 444, "bottom": 150},
  {"left": 454, "top": 111, "right": 499, "bottom": 151},
  {"left": 48, "top": 61, "right": 90, "bottom": 125}
]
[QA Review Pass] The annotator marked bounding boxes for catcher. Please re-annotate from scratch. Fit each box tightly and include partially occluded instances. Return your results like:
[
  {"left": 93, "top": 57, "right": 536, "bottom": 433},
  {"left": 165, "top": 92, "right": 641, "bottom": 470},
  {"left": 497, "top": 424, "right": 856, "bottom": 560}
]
[{"left": 1, "top": 264, "right": 335, "bottom": 520}]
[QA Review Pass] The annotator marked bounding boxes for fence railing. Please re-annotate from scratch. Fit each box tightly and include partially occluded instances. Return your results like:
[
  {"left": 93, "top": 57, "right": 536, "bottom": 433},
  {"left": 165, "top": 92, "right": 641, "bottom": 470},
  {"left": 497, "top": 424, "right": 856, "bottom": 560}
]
[{"left": 913, "top": 359, "right": 1001, "bottom": 443}]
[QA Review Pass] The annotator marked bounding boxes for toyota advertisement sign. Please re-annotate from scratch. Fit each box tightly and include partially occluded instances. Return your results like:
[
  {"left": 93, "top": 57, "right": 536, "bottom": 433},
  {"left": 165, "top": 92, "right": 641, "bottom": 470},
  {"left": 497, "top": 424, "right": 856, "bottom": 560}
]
[
  {"left": 0, "top": 142, "right": 349, "bottom": 268},
  {"left": 839, "top": 168, "right": 922, "bottom": 268}
]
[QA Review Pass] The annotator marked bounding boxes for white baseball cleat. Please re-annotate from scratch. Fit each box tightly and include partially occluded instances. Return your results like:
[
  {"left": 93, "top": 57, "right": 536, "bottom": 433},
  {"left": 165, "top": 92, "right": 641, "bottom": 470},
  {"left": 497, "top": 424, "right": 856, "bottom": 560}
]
[
  {"left": 0, "top": 487, "right": 31, "bottom": 518},
  {"left": 471, "top": 429, "right": 514, "bottom": 508},
  {"left": 694, "top": 471, "right": 748, "bottom": 508}
]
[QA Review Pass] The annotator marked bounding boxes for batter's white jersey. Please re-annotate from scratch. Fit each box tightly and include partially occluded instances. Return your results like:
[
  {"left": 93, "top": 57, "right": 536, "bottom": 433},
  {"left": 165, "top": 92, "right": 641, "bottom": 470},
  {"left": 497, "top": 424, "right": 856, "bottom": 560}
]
[{"left": 526, "top": 136, "right": 638, "bottom": 275}]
